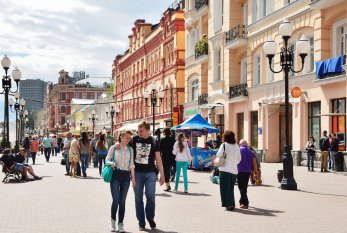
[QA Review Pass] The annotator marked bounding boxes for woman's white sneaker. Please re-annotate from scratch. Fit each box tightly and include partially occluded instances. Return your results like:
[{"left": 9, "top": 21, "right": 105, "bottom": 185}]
[
  {"left": 118, "top": 223, "right": 125, "bottom": 233},
  {"left": 110, "top": 219, "right": 116, "bottom": 232}
]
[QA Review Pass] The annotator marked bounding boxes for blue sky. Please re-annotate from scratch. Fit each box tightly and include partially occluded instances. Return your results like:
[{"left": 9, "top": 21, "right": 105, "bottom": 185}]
[{"left": 0, "top": 0, "right": 175, "bottom": 122}]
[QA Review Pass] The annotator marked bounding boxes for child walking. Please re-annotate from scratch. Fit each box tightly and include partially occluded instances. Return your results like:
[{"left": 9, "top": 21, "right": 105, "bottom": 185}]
[{"left": 172, "top": 133, "right": 192, "bottom": 193}]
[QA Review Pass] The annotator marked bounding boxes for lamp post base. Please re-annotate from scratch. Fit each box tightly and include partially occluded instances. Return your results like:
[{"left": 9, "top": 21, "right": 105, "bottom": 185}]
[{"left": 281, "top": 147, "right": 297, "bottom": 190}]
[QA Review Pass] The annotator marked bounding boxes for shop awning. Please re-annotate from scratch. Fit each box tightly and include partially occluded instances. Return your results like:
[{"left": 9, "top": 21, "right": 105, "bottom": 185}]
[
  {"left": 316, "top": 113, "right": 346, "bottom": 116},
  {"left": 116, "top": 123, "right": 139, "bottom": 131},
  {"left": 315, "top": 55, "right": 346, "bottom": 79},
  {"left": 199, "top": 103, "right": 223, "bottom": 109}
]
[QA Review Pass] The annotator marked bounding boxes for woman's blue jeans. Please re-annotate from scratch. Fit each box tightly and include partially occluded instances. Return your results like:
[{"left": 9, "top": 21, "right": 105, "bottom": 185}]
[
  {"left": 110, "top": 169, "right": 130, "bottom": 223},
  {"left": 80, "top": 154, "right": 89, "bottom": 173}
]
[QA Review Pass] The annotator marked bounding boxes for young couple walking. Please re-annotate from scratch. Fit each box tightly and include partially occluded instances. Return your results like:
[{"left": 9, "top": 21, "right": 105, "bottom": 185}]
[{"left": 106, "top": 121, "right": 165, "bottom": 232}]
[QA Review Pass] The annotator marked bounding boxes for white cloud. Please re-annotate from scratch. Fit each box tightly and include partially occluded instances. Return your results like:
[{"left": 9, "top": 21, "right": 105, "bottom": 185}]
[{"left": 0, "top": 0, "right": 174, "bottom": 81}]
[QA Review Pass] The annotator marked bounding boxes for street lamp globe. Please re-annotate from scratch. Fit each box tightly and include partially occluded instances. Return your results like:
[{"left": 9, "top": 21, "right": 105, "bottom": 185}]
[
  {"left": 1, "top": 54, "right": 11, "bottom": 69},
  {"left": 12, "top": 67, "right": 21, "bottom": 81},
  {"left": 263, "top": 39, "right": 277, "bottom": 56},
  {"left": 158, "top": 90, "right": 165, "bottom": 99},
  {"left": 20, "top": 98, "right": 26, "bottom": 107},
  {"left": 15, "top": 92, "right": 20, "bottom": 99},
  {"left": 92, "top": 110, "right": 96, "bottom": 115},
  {"left": 279, "top": 18, "right": 293, "bottom": 37},
  {"left": 143, "top": 90, "right": 150, "bottom": 99},
  {"left": 24, "top": 110, "right": 29, "bottom": 116},
  {"left": 9, "top": 98, "right": 14, "bottom": 106},
  {"left": 150, "top": 82, "right": 157, "bottom": 91},
  {"left": 296, "top": 34, "right": 310, "bottom": 55}
]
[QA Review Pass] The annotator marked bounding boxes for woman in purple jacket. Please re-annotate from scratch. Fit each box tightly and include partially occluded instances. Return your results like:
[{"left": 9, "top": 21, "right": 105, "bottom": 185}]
[{"left": 237, "top": 139, "right": 258, "bottom": 209}]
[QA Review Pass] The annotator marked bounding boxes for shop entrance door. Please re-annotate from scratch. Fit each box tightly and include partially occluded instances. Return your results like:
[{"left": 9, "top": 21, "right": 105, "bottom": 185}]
[{"left": 279, "top": 104, "right": 292, "bottom": 161}]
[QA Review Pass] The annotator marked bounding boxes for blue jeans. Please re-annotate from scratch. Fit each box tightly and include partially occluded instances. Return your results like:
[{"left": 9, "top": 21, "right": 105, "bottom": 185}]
[
  {"left": 330, "top": 151, "right": 337, "bottom": 171},
  {"left": 175, "top": 161, "right": 189, "bottom": 190},
  {"left": 80, "top": 154, "right": 89, "bottom": 173},
  {"left": 63, "top": 153, "right": 70, "bottom": 173},
  {"left": 44, "top": 148, "right": 51, "bottom": 161},
  {"left": 134, "top": 172, "right": 156, "bottom": 226},
  {"left": 219, "top": 171, "right": 237, "bottom": 207},
  {"left": 110, "top": 169, "right": 131, "bottom": 223},
  {"left": 93, "top": 152, "right": 98, "bottom": 168},
  {"left": 98, "top": 154, "right": 106, "bottom": 175},
  {"left": 25, "top": 149, "right": 31, "bottom": 163}
]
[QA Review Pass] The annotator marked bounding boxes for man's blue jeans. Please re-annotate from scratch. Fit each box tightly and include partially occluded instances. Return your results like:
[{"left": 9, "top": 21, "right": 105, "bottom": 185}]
[
  {"left": 44, "top": 148, "right": 51, "bottom": 162},
  {"left": 80, "top": 154, "right": 89, "bottom": 173},
  {"left": 25, "top": 149, "right": 31, "bottom": 163},
  {"left": 63, "top": 153, "right": 70, "bottom": 173},
  {"left": 110, "top": 169, "right": 130, "bottom": 223},
  {"left": 134, "top": 172, "right": 156, "bottom": 226}
]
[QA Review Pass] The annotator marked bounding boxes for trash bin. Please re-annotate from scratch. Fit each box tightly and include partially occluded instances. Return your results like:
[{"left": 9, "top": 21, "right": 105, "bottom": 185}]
[{"left": 335, "top": 152, "right": 344, "bottom": 172}]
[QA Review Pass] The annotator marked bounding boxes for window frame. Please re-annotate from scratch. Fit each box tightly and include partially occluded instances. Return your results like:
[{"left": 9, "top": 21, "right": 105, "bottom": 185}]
[{"left": 190, "top": 77, "right": 199, "bottom": 102}]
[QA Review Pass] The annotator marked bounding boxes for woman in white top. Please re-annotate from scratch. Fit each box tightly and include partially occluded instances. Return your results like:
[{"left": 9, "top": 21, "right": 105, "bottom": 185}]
[
  {"left": 172, "top": 133, "right": 192, "bottom": 193},
  {"left": 216, "top": 130, "right": 241, "bottom": 211},
  {"left": 106, "top": 131, "right": 135, "bottom": 233}
]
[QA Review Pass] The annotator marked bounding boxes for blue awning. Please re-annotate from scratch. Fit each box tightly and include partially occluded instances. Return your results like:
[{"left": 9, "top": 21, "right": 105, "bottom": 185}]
[{"left": 315, "top": 55, "right": 346, "bottom": 79}]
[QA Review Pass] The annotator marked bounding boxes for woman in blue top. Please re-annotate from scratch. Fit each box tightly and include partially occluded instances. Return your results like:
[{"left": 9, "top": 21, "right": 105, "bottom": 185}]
[{"left": 96, "top": 134, "right": 108, "bottom": 176}]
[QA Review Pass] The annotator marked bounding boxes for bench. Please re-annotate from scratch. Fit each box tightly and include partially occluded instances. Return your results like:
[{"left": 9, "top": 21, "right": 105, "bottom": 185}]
[{"left": 1, "top": 162, "right": 22, "bottom": 183}]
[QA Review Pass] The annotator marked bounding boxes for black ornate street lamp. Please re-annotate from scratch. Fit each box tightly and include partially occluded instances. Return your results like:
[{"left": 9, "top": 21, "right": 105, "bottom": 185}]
[
  {"left": 263, "top": 18, "right": 310, "bottom": 190},
  {"left": 143, "top": 82, "right": 164, "bottom": 134},
  {"left": 1, "top": 55, "right": 21, "bottom": 149},
  {"left": 89, "top": 110, "right": 98, "bottom": 136},
  {"left": 106, "top": 104, "right": 120, "bottom": 136},
  {"left": 9, "top": 93, "right": 25, "bottom": 153}
]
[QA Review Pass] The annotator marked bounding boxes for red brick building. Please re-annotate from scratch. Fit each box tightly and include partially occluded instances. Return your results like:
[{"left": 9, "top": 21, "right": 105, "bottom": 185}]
[
  {"left": 112, "top": 7, "right": 186, "bottom": 131},
  {"left": 46, "top": 69, "right": 111, "bottom": 133}
]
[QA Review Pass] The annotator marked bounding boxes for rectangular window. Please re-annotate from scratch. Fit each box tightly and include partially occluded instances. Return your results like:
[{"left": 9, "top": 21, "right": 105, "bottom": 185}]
[
  {"left": 253, "top": 55, "right": 261, "bottom": 86},
  {"left": 191, "top": 79, "right": 199, "bottom": 101},
  {"left": 82, "top": 93, "right": 87, "bottom": 99},
  {"left": 97, "top": 93, "right": 101, "bottom": 99},
  {"left": 216, "top": 115, "right": 225, "bottom": 134},
  {"left": 308, "top": 102, "right": 321, "bottom": 141},
  {"left": 241, "top": 58, "right": 247, "bottom": 84},
  {"left": 332, "top": 98, "right": 346, "bottom": 150},
  {"left": 215, "top": 50, "right": 221, "bottom": 81},
  {"left": 251, "top": 111, "right": 258, "bottom": 149},
  {"left": 61, "top": 93, "right": 66, "bottom": 101},
  {"left": 237, "top": 113, "right": 244, "bottom": 143},
  {"left": 90, "top": 93, "right": 95, "bottom": 99}
]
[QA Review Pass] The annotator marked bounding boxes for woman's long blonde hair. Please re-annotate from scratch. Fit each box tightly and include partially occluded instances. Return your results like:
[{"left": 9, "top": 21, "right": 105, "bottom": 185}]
[{"left": 177, "top": 133, "right": 185, "bottom": 153}]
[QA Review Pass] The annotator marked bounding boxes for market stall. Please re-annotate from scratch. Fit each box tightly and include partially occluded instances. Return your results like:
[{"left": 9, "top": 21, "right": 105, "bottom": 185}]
[{"left": 172, "top": 114, "right": 220, "bottom": 169}]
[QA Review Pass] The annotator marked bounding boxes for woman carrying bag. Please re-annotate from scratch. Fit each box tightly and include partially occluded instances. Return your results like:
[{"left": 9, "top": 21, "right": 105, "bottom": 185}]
[
  {"left": 96, "top": 134, "right": 108, "bottom": 176},
  {"left": 172, "top": 133, "right": 192, "bottom": 193},
  {"left": 216, "top": 131, "right": 241, "bottom": 211},
  {"left": 306, "top": 135, "right": 316, "bottom": 172},
  {"left": 106, "top": 131, "right": 135, "bottom": 233}
]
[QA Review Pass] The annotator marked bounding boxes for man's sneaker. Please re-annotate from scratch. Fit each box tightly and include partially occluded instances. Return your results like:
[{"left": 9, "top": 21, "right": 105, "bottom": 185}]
[
  {"left": 148, "top": 219, "right": 156, "bottom": 229},
  {"left": 139, "top": 225, "right": 146, "bottom": 231},
  {"left": 110, "top": 219, "right": 115, "bottom": 232},
  {"left": 34, "top": 176, "right": 42, "bottom": 180},
  {"left": 118, "top": 223, "right": 125, "bottom": 233}
]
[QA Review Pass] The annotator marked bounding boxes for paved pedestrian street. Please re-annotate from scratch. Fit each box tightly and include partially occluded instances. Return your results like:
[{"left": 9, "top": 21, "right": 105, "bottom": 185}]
[{"left": 1, "top": 153, "right": 346, "bottom": 233}]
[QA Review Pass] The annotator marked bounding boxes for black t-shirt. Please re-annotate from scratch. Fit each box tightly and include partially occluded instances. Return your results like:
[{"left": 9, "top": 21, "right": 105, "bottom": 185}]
[
  {"left": 331, "top": 138, "right": 339, "bottom": 152},
  {"left": 132, "top": 135, "right": 159, "bottom": 173},
  {"left": 160, "top": 137, "right": 175, "bottom": 163},
  {"left": 14, "top": 154, "right": 25, "bottom": 163},
  {"left": 0, "top": 154, "right": 16, "bottom": 169}
]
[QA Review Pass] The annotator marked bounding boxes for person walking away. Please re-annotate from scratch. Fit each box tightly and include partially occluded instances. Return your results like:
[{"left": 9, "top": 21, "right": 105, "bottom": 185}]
[
  {"left": 90, "top": 133, "right": 100, "bottom": 168},
  {"left": 52, "top": 135, "right": 58, "bottom": 156},
  {"left": 78, "top": 131, "right": 90, "bottom": 178},
  {"left": 330, "top": 133, "right": 339, "bottom": 171},
  {"left": 43, "top": 134, "right": 53, "bottom": 162},
  {"left": 319, "top": 130, "right": 330, "bottom": 172},
  {"left": 305, "top": 136, "right": 316, "bottom": 172},
  {"left": 57, "top": 136, "right": 62, "bottom": 153},
  {"left": 69, "top": 135, "right": 80, "bottom": 177},
  {"left": 39, "top": 136, "right": 44, "bottom": 156},
  {"left": 106, "top": 130, "right": 115, "bottom": 150},
  {"left": 172, "top": 133, "right": 192, "bottom": 193},
  {"left": 237, "top": 139, "right": 258, "bottom": 209},
  {"left": 216, "top": 131, "right": 241, "bottom": 211},
  {"left": 22, "top": 134, "right": 31, "bottom": 163},
  {"left": 115, "top": 121, "right": 164, "bottom": 231},
  {"left": 107, "top": 131, "right": 135, "bottom": 232},
  {"left": 62, "top": 133, "right": 73, "bottom": 175},
  {"left": 30, "top": 137, "right": 39, "bottom": 165},
  {"left": 96, "top": 134, "right": 108, "bottom": 176},
  {"left": 159, "top": 128, "right": 176, "bottom": 191}
]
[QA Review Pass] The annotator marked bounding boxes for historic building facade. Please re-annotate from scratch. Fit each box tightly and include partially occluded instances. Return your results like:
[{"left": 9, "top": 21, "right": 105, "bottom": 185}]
[
  {"left": 112, "top": 6, "right": 185, "bottom": 132},
  {"left": 46, "top": 69, "right": 111, "bottom": 133},
  {"left": 184, "top": 0, "right": 347, "bottom": 164}
]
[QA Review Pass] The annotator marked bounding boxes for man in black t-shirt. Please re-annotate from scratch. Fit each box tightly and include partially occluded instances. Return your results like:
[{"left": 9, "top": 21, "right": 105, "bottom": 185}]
[
  {"left": 132, "top": 121, "right": 164, "bottom": 230},
  {"left": 319, "top": 130, "right": 330, "bottom": 172}
]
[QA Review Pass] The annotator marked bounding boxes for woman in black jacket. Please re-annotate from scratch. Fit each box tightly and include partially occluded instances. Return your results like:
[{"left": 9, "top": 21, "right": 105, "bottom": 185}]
[{"left": 160, "top": 128, "right": 176, "bottom": 191}]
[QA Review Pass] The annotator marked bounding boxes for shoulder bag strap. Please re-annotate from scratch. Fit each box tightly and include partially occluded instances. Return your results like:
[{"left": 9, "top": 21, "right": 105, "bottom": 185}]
[
  {"left": 223, "top": 143, "right": 226, "bottom": 159},
  {"left": 112, "top": 146, "right": 116, "bottom": 167}
]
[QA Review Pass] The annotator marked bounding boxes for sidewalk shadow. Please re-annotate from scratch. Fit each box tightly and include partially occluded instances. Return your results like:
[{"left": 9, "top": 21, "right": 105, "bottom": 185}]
[
  {"left": 298, "top": 189, "right": 347, "bottom": 197},
  {"left": 41, "top": 175, "right": 52, "bottom": 178},
  {"left": 173, "top": 192, "right": 211, "bottom": 197},
  {"left": 155, "top": 193, "right": 172, "bottom": 197},
  {"left": 234, "top": 206, "right": 284, "bottom": 216},
  {"left": 143, "top": 228, "right": 178, "bottom": 233},
  {"left": 176, "top": 181, "right": 199, "bottom": 184},
  {"left": 79, "top": 176, "right": 101, "bottom": 180}
]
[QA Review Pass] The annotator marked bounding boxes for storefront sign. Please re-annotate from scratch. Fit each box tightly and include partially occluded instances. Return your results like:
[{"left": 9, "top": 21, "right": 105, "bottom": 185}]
[
  {"left": 291, "top": 87, "right": 301, "bottom": 98},
  {"left": 184, "top": 107, "right": 199, "bottom": 119}
]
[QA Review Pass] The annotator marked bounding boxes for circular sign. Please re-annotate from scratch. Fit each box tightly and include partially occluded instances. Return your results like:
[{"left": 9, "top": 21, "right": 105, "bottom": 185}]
[{"left": 291, "top": 87, "right": 302, "bottom": 98}]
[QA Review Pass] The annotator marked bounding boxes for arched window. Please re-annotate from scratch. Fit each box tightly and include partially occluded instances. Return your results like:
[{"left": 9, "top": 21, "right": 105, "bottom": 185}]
[{"left": 189, "top": 78, "right": 199, "bottom": 101}]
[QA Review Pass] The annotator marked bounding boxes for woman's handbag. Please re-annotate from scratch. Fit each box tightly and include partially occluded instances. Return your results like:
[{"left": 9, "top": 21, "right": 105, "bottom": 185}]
[
  {"left": 60, "top": 158, "right": 66, "bottom": 166},
  {"left": 213, "top": 143, "right": 226, "bottom": 167},
  {"left": 102, "top": 149, "right": 116, "bottom": 183}
]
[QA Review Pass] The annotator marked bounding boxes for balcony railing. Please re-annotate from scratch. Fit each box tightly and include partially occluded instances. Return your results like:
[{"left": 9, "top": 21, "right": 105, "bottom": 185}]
[
  {"left": 198, "top": 94, "right": 208, "bottom": 105},
  {"left": 225, "top": 25, "right": 247, "bottom": 45},
  {"left": 195, "top": 0, "right": 208, "bottom": 11},
  {"left": 229, "top": 83, "right": 248, "bottom": 99}
]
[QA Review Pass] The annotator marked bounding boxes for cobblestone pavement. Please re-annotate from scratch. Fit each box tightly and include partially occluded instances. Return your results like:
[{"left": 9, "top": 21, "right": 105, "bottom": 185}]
[{"left": 1, "top": 153, "right": 346, "bottom": 233}]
